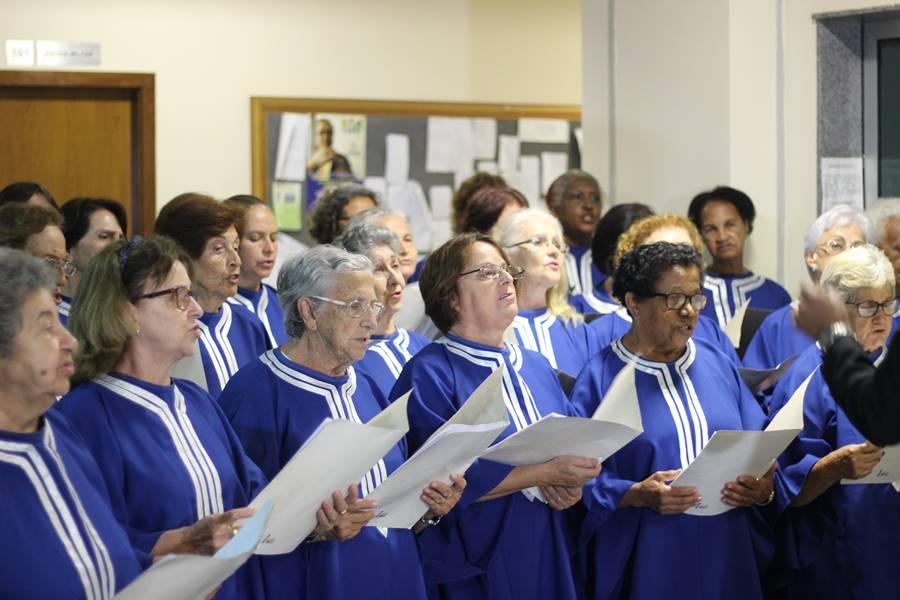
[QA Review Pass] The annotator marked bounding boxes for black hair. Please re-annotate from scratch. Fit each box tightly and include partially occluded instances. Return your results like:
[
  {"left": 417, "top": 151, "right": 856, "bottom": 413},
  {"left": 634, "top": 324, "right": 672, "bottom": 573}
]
[
  {"left": 0, "top": 181, "right": 58, "bottom": 209},
  {"left": 60, "top": 197, "right": 127, "bottom": 250},
  {"left": 687, "top": 185, "right": 756, "bottom": 234},
  {"left": 591, "top": 203, "right": 654, "bottom": 276},
  {"left": 612, "top": 242, "right": 704, "bottom": 305}
]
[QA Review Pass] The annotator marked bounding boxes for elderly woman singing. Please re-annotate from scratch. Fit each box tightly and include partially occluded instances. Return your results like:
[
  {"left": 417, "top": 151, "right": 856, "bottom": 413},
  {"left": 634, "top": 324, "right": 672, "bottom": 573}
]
[
  {"left": 218, "top": 245, "right": 465, "bottom": 600},
  {"left": 767, "top": 244, "right": 898, "bottom": 599},
  {"left": 570, "top": 242, "right": 776, "bottom": 600},
  {"left": 391, "top": 233, "right": 602, "bottom": 599},
  {"left": 0, "top": 249, "right": 141, "bottom": 598}
]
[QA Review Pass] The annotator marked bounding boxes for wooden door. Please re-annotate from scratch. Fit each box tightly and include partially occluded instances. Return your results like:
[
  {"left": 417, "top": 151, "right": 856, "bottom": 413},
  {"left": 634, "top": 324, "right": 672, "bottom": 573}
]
[{"left": 0, "top": 71, "right": 155, "bottom": 235}]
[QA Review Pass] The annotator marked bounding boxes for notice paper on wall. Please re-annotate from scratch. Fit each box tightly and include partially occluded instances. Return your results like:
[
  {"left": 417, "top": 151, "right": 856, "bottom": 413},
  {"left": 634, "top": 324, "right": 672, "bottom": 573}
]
[
  {"left": 472, "top": 118, "right": 498, "bottom": 160},
  {"left": 275, "top": 113, "right": 311, "bottom": 181},
  {"left": 518, "top": 118, "right": 569, "bottom": 144},
  {"left": 498, "top": 136, "right": 520, "bottom": 174},
  {"left": 426, "top": 117, "right": 474, "bottom": 173},
  {"left": 385, "top": 134, "right": 410, "bottom": 185},
  {"left": 541, "top": 152, "right": 569, "bottom": 193},
  {"left": 429, "top": 185, "right": 453, "bottom": 220},
  {"left": 821, "top": 157, "right": 864, "bottom": 212},
  {"left": 271, "top": 181, "right": 303, "bottom": 232}
]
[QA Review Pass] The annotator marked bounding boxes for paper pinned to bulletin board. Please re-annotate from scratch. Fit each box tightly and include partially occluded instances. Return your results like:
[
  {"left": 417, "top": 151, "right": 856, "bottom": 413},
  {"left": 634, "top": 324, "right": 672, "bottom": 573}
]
[{"left": 271, "top": 181, "right": 303, "bottom": 232}]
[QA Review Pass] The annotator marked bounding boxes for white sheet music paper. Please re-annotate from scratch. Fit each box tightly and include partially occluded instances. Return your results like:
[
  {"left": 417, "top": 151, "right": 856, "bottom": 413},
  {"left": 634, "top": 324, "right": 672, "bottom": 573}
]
[
  {"left": 843, "top": 445, "right": 900, "bottom": 485},
  {"left": 724, "top": 300, "right": 750, "bottom": 349},
  {"left": 114, "top": 500, "right": 274, "bottom": 600},
  {"left": 482, "top": 363, "right": 642, "bottom": 466},
  {"left": 366, "top": 368, "right": 509, "bottom": 528},
  {"left": 385, "top": 134, "right": 410, "bottom": 185},
  {"left": 672, "top": 369, "right": 814, "bottom": 516},
  {"left": 248, "top": 393, "right": 410, "bottom": 554},
  {"left": 274, "top": 113, "right": 311, "bottom": 181},
  {"left": 738, "top": 354, "right": 800, "bottom": 394}
]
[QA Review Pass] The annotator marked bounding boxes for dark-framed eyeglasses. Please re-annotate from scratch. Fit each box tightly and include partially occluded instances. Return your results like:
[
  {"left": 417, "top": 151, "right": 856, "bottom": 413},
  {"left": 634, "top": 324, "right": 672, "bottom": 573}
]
[
  {"left": 133, "top": 286, "right": 194, "bottom": 311},
  {"left": 505, "top": 235, "right": 568, "bottom": 254},
  {"left": 309, "top": 295, "right": 385, "bottom": 320},
  {"left": 846, "top": 299, "right": 898, "bottom": 318},
  {"left": 45, "top": 256, "right": 77, "bottom": 277},
  {"left": 649, "top": 292, "right": 708, "bottom": 311},
  {"left": 457, "top": 263, "right": 526, "bottom": 281}
]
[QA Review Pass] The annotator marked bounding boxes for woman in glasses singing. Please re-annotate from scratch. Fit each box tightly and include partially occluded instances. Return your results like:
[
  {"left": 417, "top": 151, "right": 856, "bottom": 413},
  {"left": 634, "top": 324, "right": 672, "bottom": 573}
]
[
  {"left": 56, "top": 236, "right": 269, "bottom": 599},
  {"left": 390, "top": 233, "right": 602, "bottom": 600},
  {"left": 766, "top": 244, "right": 898, "bottom": 600},
  {"left": 218, "top": 245, "right": 465, "bottom": 599},
  {"left": 570, "top": 242, "right": 777, "bottom": 600},
  {"left": 496, "top": 208, "right": 604, "bottom": 379}
]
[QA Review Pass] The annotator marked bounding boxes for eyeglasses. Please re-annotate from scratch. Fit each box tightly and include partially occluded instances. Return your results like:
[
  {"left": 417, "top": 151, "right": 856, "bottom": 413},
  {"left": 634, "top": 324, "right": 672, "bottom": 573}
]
[
  {"left": 505, "top": 235, "right": 568, "bottom": 254},
  {"left": 133, "top": 286, "right": 194, "bottom": 311},
  {"left": 649, "top": 292, "right": 708, "bottom": 311},
  {"left": 309, "top": 296, "right": 385, "bottom": 320},
  {"left": 817, "top": 238, "right": 865, "bottom": 256},
  {"left": 45, "top": 256, "right": 77, "bottom": 277},
  {"left": 846, "top": 299, "right": 898, "bottom": 318},
  {"left": 457, "top": 263, "right": 526, "bottom": 281}
]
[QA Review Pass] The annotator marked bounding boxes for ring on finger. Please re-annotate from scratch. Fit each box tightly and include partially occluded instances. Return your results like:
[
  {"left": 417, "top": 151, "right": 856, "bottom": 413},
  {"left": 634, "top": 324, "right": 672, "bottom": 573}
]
[
  {"left": 231, "top": 526, "right": 240, "bottom": 537},
  {"left": 339, "top": 509, "right": 348, "bottom": 516}
]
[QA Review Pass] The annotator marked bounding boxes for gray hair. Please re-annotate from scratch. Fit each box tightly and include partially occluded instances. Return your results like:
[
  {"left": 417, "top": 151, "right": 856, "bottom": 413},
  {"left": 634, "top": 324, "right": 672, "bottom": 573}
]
[
  {"left": 803, "top": 204, "right": 873, "bottom": 256},
  {"left": 821, "top": 244, "right": 895, "bottom": 302},
  {"left": 335, "top": 223, "right": 400, "bottom": 257},
  {"left": 277, "top": 245, "right": 373, "bottom": 339},
  {"left": 346, "top": 207, "right": 408, "bottom": 230},
  {"left": 0, "top": 248, "right": 57, "bottom": 357},
  {"left": 494, "top": 208, "right": 563, "bottom": 247},
  {"left": 867, "top": 198, "right": 900, "bottom": 245}
]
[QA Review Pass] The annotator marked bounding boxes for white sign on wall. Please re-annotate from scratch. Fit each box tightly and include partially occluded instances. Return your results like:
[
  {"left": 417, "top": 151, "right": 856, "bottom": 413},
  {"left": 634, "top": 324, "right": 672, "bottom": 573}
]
[
  {"left": 35, "top": 41, "right": 101, "bottom": 66},
  {"left": 5, "top": 40, "right": 35, "bottom": 66}
]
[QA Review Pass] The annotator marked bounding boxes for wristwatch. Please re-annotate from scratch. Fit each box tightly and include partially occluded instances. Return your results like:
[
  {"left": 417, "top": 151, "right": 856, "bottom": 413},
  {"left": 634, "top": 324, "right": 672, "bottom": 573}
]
[{"left": 817, "top": 321, "right": 855, "bottom": 352}]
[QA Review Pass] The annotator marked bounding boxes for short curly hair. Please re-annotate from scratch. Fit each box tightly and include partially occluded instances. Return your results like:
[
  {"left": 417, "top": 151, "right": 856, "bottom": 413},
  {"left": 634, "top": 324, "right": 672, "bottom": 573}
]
[
  {"left": 687, "top": 186, "right": 756, "bottom": 234},
  {"left": 613, "top": 242, "right": 704, "bottom": 307},
  {"left": 308, "top": 184, "right": 378, "bottom": 244},
  {"left": 613, "top": 214, "right": 704, "bottom": 270}
]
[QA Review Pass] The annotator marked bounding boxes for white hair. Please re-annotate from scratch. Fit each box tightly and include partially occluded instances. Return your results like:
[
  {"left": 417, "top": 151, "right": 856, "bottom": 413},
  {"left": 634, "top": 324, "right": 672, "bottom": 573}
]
[
  {"left": 803, "top": 204, "right": 873, "bottom": 255},
  {"left": 277, "top": 245, "right": 373, "bottom": 339},
  {"left": 867, "top": 198, "right": 900, "bottom": 245},
  {"left": 821, "top": 244, "right": 895, "bottom": 302},
  {"left": 494, "top": 208, "right": 563, "bottom": 246}
]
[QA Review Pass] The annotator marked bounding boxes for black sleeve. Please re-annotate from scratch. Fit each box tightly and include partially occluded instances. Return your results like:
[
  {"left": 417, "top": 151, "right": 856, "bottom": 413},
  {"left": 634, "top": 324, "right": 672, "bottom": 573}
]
[{"left": 822, "top": 333, "right": 900, "bottom": 446}]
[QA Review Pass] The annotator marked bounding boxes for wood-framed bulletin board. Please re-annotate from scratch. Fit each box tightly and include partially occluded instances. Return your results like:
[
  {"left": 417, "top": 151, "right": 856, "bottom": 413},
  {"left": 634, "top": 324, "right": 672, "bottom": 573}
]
[{"left": 250, "top": 97, "right": 581, "bottom": 249}]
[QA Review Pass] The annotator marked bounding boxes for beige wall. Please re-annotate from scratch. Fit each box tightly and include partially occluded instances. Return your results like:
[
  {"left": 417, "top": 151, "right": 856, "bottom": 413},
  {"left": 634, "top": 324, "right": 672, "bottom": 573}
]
[
  {"left": 583, "top": 0, "right": 898, "bottom": 292},
  {"left": 1, "top": 0, "right": 581, "bottom": 210}
]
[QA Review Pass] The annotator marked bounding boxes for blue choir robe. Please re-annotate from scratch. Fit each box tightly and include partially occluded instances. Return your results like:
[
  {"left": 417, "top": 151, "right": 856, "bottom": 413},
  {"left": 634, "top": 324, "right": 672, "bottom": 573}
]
[
  {"left": 589, "top": 307, "right": 743, "bottom": 365},
  {"left": 58, "top": 293, "right": 72, "bottom": 326},
  {"left": 566, "top": 244, "right": 604, "bottom": 297},
  {"left": 390, "top": 333, "right": 582, "bottom": 600},
  {"left": 701, "top": 271, "right": 792, "bottom": 329},
  {"left": 354, "top": 328, "right": 430, "bottom": 404},
  {"left": 198, "top": 301, "right": 268, "bottom": 398},
  {"left": 56, "top": 374, "right": 268, "bottom": 599},
  {"left": 0, "top": 411, "right": 142, "bottom": 599},
  {"left": 228, "top": 284, "right": 289, "bottom": 349},
  {"left": 568, "top": 275, "right": 620, "bottom": 316},
  {"left": 408, "top": 255, "right": 427, "bottom": 284},
  {"left": 742, "top": 303, "right": 814, "bottom": 370},
  {"left": 766, "top": 343, "right": 898, "bottom": 600},
  {"left": 511, "top": 308, "right": 605, "bottom": 377},
  {"left": 569, "top": 338, "right": 775, "bottom": 600},
  {"left": 218, "top": 349, "right": 428, "bottom": 600}
]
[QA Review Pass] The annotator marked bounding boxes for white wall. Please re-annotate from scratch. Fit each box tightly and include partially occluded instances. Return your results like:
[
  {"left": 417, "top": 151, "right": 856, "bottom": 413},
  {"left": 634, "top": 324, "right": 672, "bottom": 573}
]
[
  {"left": 583, "top": 0, "right": 898, "bottom": 292},
  {"left": 1, "top": 0, "right": 581, "bottom": 210}
]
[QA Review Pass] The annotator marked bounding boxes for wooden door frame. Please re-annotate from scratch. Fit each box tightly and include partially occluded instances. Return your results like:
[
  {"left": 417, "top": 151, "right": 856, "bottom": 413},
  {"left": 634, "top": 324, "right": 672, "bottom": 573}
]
[{"left": 0, "top": 70, "right": 155, "bottom": 234}]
